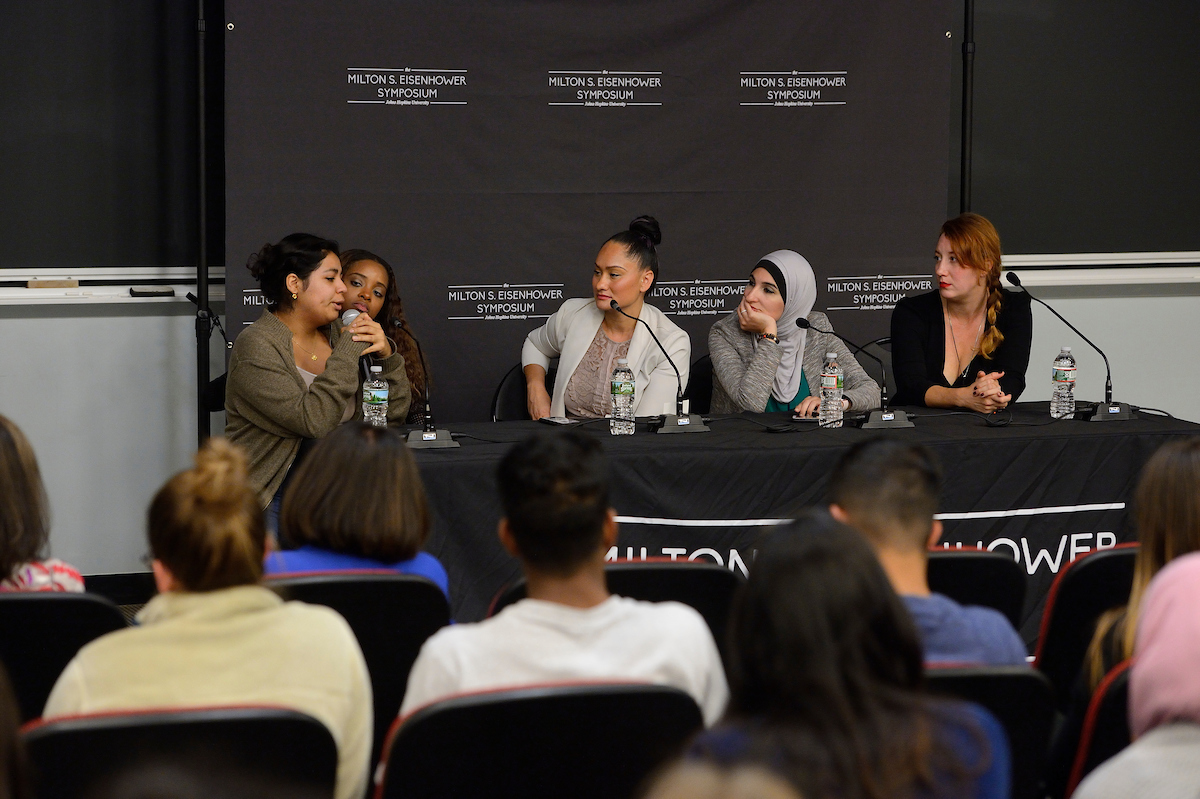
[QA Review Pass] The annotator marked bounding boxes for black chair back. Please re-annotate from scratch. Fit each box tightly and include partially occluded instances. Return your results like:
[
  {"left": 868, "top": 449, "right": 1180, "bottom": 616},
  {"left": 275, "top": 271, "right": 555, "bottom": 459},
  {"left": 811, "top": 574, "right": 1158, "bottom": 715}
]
[
  {"left": 1034, "top": 545, "right": 1137, "bottom": 708},
  {"left": 489, "top": 561, "right": 743, "bottom": 660},
  {"left": 855, "top": 336, "right": 894, "bottom": 399},
  {"left": 492, "top": 364, "right": 558, "bottom": 421},
  {"left": 682, "top": 354, "right": 713, "bottom": 414},
  {"left": 0, "top": 593, "right": 127, "bottom": 722},
  {"left": 1065, "top": 660, "right": 1131, "bottom": 798},
  {"left": 378, "top": 683, "right": 702, "bottom": 799},
  {"left": 926, "top": 666, "right": 1056, "bottom": 799},
  {"left": 265, "top": 572, "right": 450, "bottom": 765},
  {"left": 927, "top": 549, "right": 1027, "bottom": 628},
  {"left": 23, "top": 706, "right": 337, "bottom": 799}
]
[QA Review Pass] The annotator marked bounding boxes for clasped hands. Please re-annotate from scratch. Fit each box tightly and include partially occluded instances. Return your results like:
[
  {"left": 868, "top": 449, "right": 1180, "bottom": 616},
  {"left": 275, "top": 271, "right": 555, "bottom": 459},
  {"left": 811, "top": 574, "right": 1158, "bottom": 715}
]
[{"left": 964, "top": 370, "right": 1010, "bottom": 413}]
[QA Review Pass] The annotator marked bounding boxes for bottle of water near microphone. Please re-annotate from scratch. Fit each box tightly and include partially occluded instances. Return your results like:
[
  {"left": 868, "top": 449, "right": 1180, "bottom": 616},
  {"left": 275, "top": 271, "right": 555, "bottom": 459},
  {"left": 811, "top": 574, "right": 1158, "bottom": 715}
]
[
  {"left": 819, "top": 352, "right": 844, "bottom": 428},
  {"left": 610, "top": 358, "right": 636, "bottom": 436},
  {"left": 363, "top": 365, "right": 388, "bottom": 428},
  {"left": 1051, "top": 347, "right": 1076, "bottom": 419}
]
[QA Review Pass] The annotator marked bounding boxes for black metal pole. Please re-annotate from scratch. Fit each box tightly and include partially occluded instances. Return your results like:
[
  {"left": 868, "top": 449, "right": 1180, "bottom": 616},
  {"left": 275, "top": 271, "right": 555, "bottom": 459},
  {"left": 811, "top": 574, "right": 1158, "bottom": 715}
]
[
  {"left": 959, "top": 0, "right": 975, "bottom": 213},
  {"left": 196, "top": 0, "right": 211, "bottom": 445}
]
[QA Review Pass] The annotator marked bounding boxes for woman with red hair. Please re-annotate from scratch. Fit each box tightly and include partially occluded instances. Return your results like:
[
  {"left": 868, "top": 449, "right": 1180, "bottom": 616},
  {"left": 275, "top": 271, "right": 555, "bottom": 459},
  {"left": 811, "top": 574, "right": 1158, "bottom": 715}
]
[{"left": 890, "top": 213, "right": 1032, "bottom": 411}]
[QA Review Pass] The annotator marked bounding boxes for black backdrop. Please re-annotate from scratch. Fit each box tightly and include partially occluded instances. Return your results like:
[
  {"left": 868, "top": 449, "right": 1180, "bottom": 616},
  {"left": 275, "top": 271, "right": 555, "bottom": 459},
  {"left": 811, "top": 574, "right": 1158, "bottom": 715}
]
[{"left": 225, "top": 0, "right": 954, "bottom": 421}]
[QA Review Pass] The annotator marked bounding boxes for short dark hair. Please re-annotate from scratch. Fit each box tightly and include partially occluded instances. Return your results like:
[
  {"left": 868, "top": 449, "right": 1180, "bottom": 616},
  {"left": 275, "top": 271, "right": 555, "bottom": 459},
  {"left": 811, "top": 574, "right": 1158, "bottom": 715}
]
[
  {"left": 497, "top": 431, "right": 610, "bottom": 575},
  {"left": 827, "top": 439, "right": 942, "bottom": 550},
  {"left": 280, "top": 423, "right": 430, "bottom": 562},
  {"left": 246, "top": 232, "right": 339, "bottom": 311},
  {"left": 0, "top": 415, "right": 50, "bottom": 582}
]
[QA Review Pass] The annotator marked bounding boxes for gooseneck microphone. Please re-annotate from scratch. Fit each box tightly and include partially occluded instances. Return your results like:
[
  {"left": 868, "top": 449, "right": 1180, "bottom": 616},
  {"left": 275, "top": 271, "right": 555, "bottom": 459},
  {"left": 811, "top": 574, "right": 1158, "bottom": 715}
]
[
  {"left": 1005, "top": 272, "right": 1132, "bottom": 421},
  {"left": 797, "top": 317, "right": 914, "bottom": 429},
  {"left": 395, "top": 319, "right": 459, "bottom": 449},
  {"left": 609, "top": 300, "right": 708, "bottom": 434}
]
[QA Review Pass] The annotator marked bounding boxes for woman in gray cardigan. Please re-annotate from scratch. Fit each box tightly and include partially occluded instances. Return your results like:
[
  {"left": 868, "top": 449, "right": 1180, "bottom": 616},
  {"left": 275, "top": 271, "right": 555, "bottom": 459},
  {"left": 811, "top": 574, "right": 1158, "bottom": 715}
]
[{"left": 709, "top": 250, "right": 879, "bottom": 415}]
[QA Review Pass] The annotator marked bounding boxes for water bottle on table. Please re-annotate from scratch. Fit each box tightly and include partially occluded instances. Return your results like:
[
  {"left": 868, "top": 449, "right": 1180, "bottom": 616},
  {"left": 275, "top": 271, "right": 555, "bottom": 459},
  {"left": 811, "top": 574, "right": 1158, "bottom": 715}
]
[
  {"left": 610, "top": 358, "right": 635, "bottom": 436},
  {"left": 363, "top": 365, "right": 388, "bottom": 428},
  {"left": 1051, "top": 347, "right": 1076, "bottom": 418},
  {"left": 819, "top": 352, "right": 844, "bottom": 428}
]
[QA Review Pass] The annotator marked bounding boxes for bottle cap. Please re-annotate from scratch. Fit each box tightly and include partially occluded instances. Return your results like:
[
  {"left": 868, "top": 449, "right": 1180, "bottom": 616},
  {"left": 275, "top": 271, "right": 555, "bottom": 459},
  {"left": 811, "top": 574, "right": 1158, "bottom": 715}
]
[
  {"left": 370, "top": 365, "right": 383, "bottom": 373},
  {"left": 1061, "top": 346, "right": 1071, "bottom": 353},
  {"left": 826, "top": 352, "right": 837, "bottom": 359},
  {"left": 617, "top": 358, "right": 629, "bottom": 365}
]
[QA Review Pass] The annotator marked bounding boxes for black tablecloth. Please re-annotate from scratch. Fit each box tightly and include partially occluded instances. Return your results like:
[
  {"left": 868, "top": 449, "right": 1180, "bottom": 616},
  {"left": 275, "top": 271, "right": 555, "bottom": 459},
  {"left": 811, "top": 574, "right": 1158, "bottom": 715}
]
[{"left": 408, "top": 404, "right": 1200, "bottom": 644}]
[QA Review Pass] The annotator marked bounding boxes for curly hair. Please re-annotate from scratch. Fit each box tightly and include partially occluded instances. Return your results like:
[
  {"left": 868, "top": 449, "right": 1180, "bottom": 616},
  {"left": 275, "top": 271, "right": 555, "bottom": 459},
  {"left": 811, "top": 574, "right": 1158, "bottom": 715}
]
[{"left": 940, "top": 214, "right": 1003, "bottom": 359}]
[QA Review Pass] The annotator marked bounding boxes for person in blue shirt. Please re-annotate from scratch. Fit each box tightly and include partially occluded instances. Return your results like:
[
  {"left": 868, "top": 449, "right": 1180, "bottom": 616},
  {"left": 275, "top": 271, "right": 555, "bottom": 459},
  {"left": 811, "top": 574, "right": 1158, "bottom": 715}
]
[
  {"left": 828, "top": 439, "right": 1027, "bottom": 666},
  {"left": 264, "top": 422, "right": 448, "bottom": 599}
]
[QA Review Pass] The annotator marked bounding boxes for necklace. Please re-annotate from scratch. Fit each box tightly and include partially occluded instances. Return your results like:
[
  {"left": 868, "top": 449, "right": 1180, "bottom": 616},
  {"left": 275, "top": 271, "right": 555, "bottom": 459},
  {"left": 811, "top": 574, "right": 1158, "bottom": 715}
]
[
  {"left": 294, "top": 338, "right": 320, "bottom": 362},
  {"left": 946, "top": 306, "right": 985, "bottom": 380}
]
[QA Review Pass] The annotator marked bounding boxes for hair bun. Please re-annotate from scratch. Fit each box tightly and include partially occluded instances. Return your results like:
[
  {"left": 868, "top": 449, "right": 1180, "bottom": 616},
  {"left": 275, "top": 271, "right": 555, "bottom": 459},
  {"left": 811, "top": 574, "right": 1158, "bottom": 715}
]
[
  {"left": 190, "top": 438, "right": 250, "bottom": 506},
  {"left": 246, "top": 243, "right": 276, "bottom": 281},
  {"left": 628, "top": 216, "right": 661, "bottom": 247}
]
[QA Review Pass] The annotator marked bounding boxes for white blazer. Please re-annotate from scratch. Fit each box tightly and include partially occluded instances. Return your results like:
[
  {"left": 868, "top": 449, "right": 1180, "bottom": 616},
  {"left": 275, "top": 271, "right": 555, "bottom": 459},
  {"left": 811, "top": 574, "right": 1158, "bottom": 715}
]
[{"left": 522, "top": 297, "right": 691, "bottom": 418}]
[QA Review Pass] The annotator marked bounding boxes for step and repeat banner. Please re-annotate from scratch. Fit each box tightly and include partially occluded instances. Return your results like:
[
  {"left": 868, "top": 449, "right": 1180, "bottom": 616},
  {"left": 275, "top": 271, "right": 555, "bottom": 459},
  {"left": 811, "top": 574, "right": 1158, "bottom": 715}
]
[{"left": 225, "top": 0, "right": 954, "bottom": 421}]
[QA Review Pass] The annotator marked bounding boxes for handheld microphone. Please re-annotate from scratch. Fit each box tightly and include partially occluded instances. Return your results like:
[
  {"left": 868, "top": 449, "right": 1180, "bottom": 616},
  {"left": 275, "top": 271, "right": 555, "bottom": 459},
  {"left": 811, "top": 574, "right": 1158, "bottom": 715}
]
[
  {"left": 1005, "top": 272, "right": 1132, "bottom": 421},
  {"left": 609, "top": 300, "right": 708, "bottom": 434},
  {"left": 340, "top": 308, "right": 361, "bottom": 327},
  {"left": 797, "top": 317, "right": 914, "bottom": 429}
]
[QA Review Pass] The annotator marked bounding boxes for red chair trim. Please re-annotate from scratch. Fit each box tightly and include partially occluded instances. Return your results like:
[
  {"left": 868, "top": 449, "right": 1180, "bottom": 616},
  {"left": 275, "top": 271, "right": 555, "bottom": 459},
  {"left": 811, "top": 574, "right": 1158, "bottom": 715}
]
[
  {"left": 1065, "top": 659, "right": 1133, "bottom": 798},
  {"left": 1033, "top": 542, "right": 1139, "bottom": 665},
  {"left": 20, "top": 703, "right": 299, "bottom": 735}
]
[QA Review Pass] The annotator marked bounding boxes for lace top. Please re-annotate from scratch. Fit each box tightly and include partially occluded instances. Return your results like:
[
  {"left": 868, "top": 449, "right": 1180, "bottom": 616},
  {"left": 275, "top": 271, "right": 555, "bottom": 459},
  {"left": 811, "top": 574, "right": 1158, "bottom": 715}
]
[{"left": 563, "top": 326, "right": 631, "bottom": 418}]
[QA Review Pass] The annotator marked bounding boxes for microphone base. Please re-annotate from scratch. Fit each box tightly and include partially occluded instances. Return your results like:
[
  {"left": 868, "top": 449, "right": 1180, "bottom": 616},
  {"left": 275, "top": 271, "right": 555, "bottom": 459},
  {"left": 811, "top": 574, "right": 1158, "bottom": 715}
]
[
  {"left": 655, "top": 414, "right": 711, "bottom": 434},
  {"left": 1081, "top": 402, "right": 1135, "bottom": 422},
  {"left": 860, "top": 408, "right": 915, "bottom": 429},
  {"left": 406, "top": 428, "right": 461, "bottom": 449}
]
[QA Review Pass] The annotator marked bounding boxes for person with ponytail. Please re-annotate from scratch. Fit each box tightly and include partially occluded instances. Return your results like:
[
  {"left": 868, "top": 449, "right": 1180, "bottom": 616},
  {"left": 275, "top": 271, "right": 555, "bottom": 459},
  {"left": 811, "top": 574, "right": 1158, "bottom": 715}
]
[
  {"left": 43, "top": 439, "right": 373, "bottom": 799},
  {"left": 522, "top": 216, "right": 691, "bottom": 419},
  {"left": 226, "top": 233, "right": 411, "bottom": 517},
  {"left": 890, "top": 213, "right": 1032, "bottom": 410},
  {"left": 340, "top": 249, "right": 430, "bottom": 426}
]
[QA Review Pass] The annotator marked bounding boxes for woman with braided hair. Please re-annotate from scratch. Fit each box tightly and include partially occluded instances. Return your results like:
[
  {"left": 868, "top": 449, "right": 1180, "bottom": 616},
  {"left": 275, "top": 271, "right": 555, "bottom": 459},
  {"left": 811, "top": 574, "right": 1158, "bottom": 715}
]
[{"left": 890, "top": 213, "right": 1032, "bottom": 411}]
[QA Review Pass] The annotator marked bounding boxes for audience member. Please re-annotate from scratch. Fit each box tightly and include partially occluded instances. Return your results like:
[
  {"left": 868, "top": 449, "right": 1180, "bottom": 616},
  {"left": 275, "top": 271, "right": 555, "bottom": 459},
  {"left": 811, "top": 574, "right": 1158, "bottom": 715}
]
[
  {"left": 689, "top": 511, "right": 1009, "bottom": 799},
  {"left": 400, "top": 430, "right": 727, "bottom": 723},
  {"left": 1074, "top": 551, "right": 1200, "bottom": 799},
  {"left": 827, "top": 439, "right": 1026, "bottom": 665},
  {"left": 265, "top": 422, "right": 448, "bottom": 598},
  {"left": 642, "top": 762, "right": 802, "bottom": 799},
  {"left": 42, "top": 439, "right": 372, "bottom": 799},
  {"left": 0, "top": 663, "right": 31, "bottom": 799},
  {"left": 0, "top": 414, "right": 82, "bottom": 593}
]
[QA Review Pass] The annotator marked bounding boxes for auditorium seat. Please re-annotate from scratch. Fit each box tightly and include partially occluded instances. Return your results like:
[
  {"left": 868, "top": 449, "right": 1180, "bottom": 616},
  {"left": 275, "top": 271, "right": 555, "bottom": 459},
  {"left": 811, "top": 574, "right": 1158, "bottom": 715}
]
[
  {"left": 264, "top": 571, "right": 450, "bottom": 764},
  {"left": 491, "top": 364, "right": 557, "bottom": 421},
  {"left": 1064, "top": 660, "right": 1131, "bottom": 798},
  {"left": 22, "top": 706, "right": 338, "bottom": 799},
  {"left": 0, "top": 593, "right": 127, "bottom": 722},
  {"left": 926, "top": 665, "right": 1056, "bottom": 799},
  {"left": 1033, "top": 544, "right": 1138, "bottom": 708},
  {"left": 488, "top": 560, "right": 744, "bottom": 660},
  {"left": 376, "top": 683, "right": 702, "bottom": 799},
  {"left": 682, "top": 354, "right": 712, "bottom": 414},
  {"left": 927, "top": 548, "right": 1026, "bottom": 627}
]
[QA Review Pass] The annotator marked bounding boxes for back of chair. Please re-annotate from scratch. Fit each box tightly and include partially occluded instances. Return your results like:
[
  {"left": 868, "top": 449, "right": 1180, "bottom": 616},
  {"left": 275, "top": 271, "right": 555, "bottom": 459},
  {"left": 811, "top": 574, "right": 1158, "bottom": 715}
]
[
  {"left": 266, "top": 572, "right": 450, "bottom": 765},
  {"left": 492, "top": 363, "right": 558, "bottom": 421},
  {"left": 378, "top": 683, "right": 703, "bottom": 799},
  {"left": 23, "top": 706, "right": 338, "bottom": 799},
  {"left": 926, "top": 666, "right": 1056, "bottom": 799},
  {"left": 682, "top": 354, "right": 713, "bottom": 414},
  {"left": 927, "top": 549, "right": 1026, "bottom": 628},
  {"left": 1065, "top": 660, "right": 1131, "bottom": 798},
  {"left": 0, "top": 593, "right": 127, "bottom": 722},
  {"left": 1034, "top": 545, "right": 1138, "bottom": 708},
  {"left": 489, "top": 561, "right": 744, "bottom": 659}
]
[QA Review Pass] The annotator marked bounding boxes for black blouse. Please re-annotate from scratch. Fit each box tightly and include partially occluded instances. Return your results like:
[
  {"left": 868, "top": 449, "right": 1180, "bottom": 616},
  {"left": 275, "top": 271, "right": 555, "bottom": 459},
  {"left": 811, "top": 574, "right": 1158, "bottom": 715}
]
[{"left": 890, "top": 288, "right": 1032, "bottom": 406}]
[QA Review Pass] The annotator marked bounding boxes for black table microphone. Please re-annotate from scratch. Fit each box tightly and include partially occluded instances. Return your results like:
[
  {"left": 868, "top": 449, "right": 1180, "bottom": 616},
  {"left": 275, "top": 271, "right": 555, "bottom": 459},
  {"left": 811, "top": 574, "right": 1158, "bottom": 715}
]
[
  {"left": 396, "top": 319, "right": 459, "bottom": 448},
  {"left": 797, "top": 318, "right": 914, "bottom": 428},
  {"left": 609, "top": 300, "right": 708, "bottom": 433}
]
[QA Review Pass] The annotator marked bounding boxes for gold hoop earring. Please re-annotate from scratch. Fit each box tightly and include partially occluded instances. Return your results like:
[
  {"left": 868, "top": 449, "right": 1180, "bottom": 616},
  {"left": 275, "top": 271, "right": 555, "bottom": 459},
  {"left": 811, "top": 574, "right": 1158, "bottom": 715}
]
[{"left": 291, "top": 292, "right": 298, "bottom": 299}]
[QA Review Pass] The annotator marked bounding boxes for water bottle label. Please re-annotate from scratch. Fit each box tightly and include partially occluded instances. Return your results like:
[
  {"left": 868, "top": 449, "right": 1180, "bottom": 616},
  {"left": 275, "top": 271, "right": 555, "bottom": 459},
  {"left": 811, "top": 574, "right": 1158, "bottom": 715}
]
[
  {"left": 1052, "top": 367, "right": 1076, "bottom": 384},
  {"left": 821, "top": 373, "right": 843, "bottom": 390},
  {"left": 365, "top": 387, "right": 388, "bottom": 404},
  {"left": 611, "top": 380, "right": 634, "bottom": 396}
]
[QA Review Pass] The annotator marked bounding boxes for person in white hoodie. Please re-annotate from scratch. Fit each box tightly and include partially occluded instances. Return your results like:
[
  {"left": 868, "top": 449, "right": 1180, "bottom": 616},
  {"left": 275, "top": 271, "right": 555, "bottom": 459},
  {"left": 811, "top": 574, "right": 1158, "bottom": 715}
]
[
  {"left": 400, "top": 430, "right": 728, "bottom": 725},
  {"left": 522, "top": 216, "right": 690, "bottom": 420}
]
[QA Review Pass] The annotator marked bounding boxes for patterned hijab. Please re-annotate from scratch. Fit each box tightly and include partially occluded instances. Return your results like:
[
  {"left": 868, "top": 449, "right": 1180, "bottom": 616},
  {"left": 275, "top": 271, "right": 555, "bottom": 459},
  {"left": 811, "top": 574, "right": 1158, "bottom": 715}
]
[
  {"left": 755, "top": 250, "right": 818, "bottom": 403},
  {"left": 1131, "top": 551, "right": 1200, "bottom": 737}
]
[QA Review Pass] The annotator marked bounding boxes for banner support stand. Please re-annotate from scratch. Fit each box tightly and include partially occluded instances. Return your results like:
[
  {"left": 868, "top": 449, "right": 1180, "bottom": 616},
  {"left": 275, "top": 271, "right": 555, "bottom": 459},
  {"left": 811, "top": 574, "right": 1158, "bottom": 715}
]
[
  {"left": 196, "top": 0, "right": 212, "bottom": 445},
  {"left": 959, "top": 0, "right": 975, "bottom": 213}
]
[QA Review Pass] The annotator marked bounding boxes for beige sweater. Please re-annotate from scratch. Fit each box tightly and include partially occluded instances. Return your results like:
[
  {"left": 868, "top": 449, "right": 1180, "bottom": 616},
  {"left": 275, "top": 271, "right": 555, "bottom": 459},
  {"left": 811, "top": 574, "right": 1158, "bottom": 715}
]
[
  {"left": 44, "top": 586, "right": 373, "bottom": 799},
  {"left": 225, "top": 310, "right": 411, "bottom": 508}
]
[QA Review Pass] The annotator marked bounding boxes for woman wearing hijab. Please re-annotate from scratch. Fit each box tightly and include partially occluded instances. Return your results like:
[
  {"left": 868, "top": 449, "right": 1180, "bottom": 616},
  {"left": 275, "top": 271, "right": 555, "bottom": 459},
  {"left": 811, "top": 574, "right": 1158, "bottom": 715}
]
[
  {"left": 708, "top": 250, "right": 880, "bottom": 416},
  {"left": 1073, "top": 551, "right": 1200, "bottom": 799}
]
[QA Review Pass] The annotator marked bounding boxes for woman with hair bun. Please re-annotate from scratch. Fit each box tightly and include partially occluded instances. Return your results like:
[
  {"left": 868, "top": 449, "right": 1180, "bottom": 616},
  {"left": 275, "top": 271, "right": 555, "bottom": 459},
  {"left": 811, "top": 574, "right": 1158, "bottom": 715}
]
[
  {"left": 890, "top": 213, "right": 1032, "bottom": 411},
  {"left": 225, "top": 233, "right": 411, "bottom": 515},
  {"left": 522, "top": 216, "right": 691, "bottom": 419},
  {"left": 43, "top": 439, "right": 372, "bottom": 799}
]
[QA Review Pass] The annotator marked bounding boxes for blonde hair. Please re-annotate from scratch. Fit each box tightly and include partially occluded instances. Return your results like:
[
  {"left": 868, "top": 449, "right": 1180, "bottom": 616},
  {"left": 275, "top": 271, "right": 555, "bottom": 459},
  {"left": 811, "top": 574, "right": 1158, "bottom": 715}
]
[
  {"left": 0, "top": 415, "right": 50, "bottom": 582},
  {"left": 940, "top": 213, "right": 1004, "bottom": 359},
  {"left": 148, "top": 439, "right": 265, "bottom": 592},
  {"left": 1086, "top": 438, "right": 1200, "bottom": 688}
]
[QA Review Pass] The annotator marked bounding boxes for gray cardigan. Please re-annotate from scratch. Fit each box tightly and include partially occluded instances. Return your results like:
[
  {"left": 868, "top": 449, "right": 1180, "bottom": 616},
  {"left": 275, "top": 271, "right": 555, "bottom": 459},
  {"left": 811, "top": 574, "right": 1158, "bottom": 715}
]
[{"left": 708, "top": 311, "right": 881, "bottom": 414}]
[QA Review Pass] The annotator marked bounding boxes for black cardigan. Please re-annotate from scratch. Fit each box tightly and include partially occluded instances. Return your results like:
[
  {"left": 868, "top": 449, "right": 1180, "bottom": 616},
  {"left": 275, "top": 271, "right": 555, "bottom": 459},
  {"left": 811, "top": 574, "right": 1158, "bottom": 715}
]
[{"left": 890, "top": 288, "right": 1032, "bottom": 406}]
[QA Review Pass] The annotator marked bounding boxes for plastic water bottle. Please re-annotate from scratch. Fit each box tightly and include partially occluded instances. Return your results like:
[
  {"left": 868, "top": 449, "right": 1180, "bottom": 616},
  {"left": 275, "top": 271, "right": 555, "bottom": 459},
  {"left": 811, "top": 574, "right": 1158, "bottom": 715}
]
[
  {"left": 1051, "top": 347, "right": 1076, "bottom": 419},
  {"left": 610, "top": 358, "right": 635, "bottom": 436},
  {"left": 819, "top": 352, "right": 844, "bottom": 428},
  {"left": 363, "top": 365, "right": 388, "bottom": 428}
]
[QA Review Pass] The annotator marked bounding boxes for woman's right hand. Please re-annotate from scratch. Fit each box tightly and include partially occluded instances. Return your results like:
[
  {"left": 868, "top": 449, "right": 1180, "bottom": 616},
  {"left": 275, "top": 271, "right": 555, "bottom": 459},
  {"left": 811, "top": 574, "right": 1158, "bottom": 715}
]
[
  {"left": 959, "top": 371, "right": 1011, "bottom": 412},
  {"left": 526, "top": 379, "right": 551, "bottom": 420},
  {"left": 736, "top": 298, "right": 778, "bottom": 338}
]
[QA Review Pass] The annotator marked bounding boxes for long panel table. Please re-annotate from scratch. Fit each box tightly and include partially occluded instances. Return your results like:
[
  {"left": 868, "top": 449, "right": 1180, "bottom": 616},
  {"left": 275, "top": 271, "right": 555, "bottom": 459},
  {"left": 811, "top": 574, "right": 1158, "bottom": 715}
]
[{"left": 409, "top": 404, "right": 1199, "bottom": 643}]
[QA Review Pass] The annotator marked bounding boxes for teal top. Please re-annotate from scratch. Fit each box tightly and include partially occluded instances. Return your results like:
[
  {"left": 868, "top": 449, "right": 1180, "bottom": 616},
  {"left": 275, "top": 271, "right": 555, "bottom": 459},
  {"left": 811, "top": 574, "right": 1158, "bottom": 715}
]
[{"left": 764, "top": 371, "right": 811, "bottom": 412}]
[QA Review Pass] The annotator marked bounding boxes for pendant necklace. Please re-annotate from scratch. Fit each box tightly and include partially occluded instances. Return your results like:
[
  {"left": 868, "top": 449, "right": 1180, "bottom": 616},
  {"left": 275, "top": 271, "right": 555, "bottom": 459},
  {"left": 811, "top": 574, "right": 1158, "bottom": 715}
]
[
  {"left": 947, "top": 306, "right": 985, "bottom": 381},
  {"left": 295, "top": 339, "right": 320, "bottom": 362}
]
